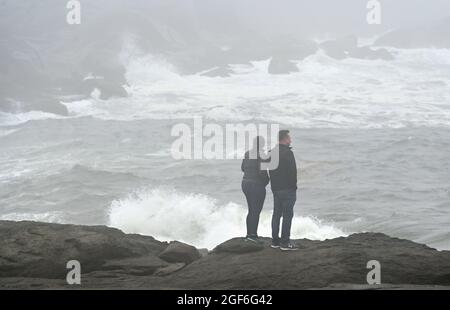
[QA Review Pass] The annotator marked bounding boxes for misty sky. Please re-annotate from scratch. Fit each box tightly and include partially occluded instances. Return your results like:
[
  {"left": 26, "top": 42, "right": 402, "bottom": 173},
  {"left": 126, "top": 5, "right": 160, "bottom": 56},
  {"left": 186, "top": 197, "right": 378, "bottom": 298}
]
[
  {"left": 1, "top": 0, "right": 450, "bottom": 38},
  {"left": 201, "top": 0, "right": 450, "bottom": 37}
]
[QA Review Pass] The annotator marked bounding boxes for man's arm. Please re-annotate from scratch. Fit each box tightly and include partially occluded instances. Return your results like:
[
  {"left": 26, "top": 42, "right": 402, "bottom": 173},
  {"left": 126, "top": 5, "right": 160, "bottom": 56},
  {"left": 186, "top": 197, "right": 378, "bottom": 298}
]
[{"left": 287, "top": 150, "right": 297, "bottom": 187}]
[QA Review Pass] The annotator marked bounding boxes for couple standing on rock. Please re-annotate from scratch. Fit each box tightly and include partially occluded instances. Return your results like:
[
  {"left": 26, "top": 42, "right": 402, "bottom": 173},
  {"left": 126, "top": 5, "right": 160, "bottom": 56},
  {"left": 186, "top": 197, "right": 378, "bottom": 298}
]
[{"left": 241, "top": 130, "right": 298, "bottom": 251}]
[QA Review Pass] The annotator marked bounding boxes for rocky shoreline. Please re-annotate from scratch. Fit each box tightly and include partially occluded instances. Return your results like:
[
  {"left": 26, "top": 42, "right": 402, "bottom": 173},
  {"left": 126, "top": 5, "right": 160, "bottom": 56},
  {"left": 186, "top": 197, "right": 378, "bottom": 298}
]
[{"left": 0, "top": 220, "right": 449, "bottom": 290}]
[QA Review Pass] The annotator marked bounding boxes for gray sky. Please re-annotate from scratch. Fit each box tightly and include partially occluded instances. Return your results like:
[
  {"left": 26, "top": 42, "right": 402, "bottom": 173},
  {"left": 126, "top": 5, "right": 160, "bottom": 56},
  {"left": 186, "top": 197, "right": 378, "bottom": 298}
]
[
  {"left": 2, "top": 0, "right": 450, "bottom": 38},
  {"left": 194, "top": 0, "right": 450, "bottom": 37}
]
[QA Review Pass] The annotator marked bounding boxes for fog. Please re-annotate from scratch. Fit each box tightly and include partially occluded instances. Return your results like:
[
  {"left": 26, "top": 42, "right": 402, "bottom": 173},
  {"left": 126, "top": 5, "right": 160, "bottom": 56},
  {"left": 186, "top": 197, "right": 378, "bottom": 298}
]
[
  {"left": 1, "top": 0, "right": 449, "bottom": 114},
  {"left": 2, "top": 0, "right": 450, "bottom": 38}
]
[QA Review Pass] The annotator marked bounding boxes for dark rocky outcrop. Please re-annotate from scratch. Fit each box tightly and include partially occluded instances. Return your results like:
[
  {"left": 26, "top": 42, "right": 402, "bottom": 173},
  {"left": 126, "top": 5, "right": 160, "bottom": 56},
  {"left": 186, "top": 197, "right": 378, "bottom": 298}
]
[
  {"left": 0, "top": 220, "right": 167, "bottom": 278},
  {"left": 320, "top": 36, "right": 359, "bottom": 60},
  {"left": 169, "top": 234, "right": 450, "bottom": 290},
  {"left": 158, "top": 241, "right": 201, "bottom": 265},
  {"left": 99, "top": 255, "right": 169, "bottom": 276},
  {"left": 153, "top": 263, "right": 186, "bottom": 277},
  {"left": 214, "top": 237, "right": 265, "bottom": 253},
  {"left": 1, "top": 221, "right": 450, "bottom": 290}
]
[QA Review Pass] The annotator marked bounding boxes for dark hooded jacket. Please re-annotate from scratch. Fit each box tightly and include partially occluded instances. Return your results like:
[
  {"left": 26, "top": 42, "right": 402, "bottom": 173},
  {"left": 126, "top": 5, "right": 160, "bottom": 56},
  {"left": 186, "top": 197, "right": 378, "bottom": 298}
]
[
  {"left": 268, "top": 144, "right": 297, "bottom": 191},
  {"left": 241, "top": 150, "right": 270, "bottom": 186}
]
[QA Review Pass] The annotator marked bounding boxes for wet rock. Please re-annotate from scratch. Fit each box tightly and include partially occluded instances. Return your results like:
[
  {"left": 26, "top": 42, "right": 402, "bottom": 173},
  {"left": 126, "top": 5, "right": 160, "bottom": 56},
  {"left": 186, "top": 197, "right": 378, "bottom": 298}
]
[
  {"left": 158, "top": 241, "right": 201, "bottom": 265},
  {"left": 198, "top": 248, "right": 210, "bottom": 257},
  {"left": 154, "top": 263, "right": 186, "bottom": 276},
  {"left": 0, "top": 221, "right": 167, "bottom": 278},
  {"left": 166, "top": 233, "right": 450, "bottom": 290},
  {"left": 320, "top": 36, "right": 358, "bottom": 60},
  {"left": 213, "top": 237, "right": 265, "bottom": 254},
  {"left": 100, "top": 255, "right": 169, "bottom": 276},
  {"left": 1, "top": 221, "right": 449, "bottom": 290}
]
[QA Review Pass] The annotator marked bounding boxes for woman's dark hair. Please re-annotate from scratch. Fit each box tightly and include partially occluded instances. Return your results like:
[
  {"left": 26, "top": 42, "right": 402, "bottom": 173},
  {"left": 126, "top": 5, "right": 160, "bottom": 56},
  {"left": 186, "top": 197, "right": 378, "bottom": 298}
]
[
  {"left": 253, "top": 136, "right": 265, "bottom": 152},
  {"left": 250, "top": 136, "right": 265, "bottom": 160}
]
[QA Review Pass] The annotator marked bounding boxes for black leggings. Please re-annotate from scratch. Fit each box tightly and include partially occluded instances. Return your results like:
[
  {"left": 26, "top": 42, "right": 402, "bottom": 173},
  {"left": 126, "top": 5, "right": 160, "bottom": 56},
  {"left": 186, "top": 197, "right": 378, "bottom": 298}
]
[{"left": 242, "top": 180, "right": 266, "bottom": 237}]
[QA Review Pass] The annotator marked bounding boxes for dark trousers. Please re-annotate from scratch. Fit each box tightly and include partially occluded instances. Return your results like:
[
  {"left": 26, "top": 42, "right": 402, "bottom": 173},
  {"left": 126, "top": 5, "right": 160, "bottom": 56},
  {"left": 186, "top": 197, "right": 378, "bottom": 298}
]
[
  {"left": 242, "top": 180, "right": 266, "bottom": 237},
  {"left": 272, "top": 189, "right": 296, "bottom": 245}
]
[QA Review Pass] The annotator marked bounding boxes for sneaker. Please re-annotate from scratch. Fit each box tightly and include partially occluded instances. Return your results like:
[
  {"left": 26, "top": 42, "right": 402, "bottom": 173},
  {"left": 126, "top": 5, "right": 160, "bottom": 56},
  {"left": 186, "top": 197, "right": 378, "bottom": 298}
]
[
  {"left": 245, "top": 236, "right": 262, "bottom": 244},
  {"left": 270, "top": 240, "right": 280, "bottom": 249},
  {"left": 280, "top": 243, "right": 299, "bottom": 251}
]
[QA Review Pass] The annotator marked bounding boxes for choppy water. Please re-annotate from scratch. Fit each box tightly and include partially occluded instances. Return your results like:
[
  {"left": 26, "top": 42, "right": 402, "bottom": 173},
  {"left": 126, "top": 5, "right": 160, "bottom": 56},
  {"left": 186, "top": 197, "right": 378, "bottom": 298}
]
[{"left": 1, "top": 47, "right": 449, "bottom": 249}]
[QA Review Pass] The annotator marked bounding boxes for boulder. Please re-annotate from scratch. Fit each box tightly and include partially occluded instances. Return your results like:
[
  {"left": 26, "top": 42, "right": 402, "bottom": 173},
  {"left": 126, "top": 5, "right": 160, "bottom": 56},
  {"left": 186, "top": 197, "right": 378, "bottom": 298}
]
[
  {"left": 198, "top": 248, "right": 210, "bottom": 257},
  {"left": 0, "top": 220, "right": 167, "bottom": 278},
  {"left": 158, "top": 241, "right": 201, "bottom": 265},
  {"left": 320, "top": 36, "right": 358, "bottom": 60}
]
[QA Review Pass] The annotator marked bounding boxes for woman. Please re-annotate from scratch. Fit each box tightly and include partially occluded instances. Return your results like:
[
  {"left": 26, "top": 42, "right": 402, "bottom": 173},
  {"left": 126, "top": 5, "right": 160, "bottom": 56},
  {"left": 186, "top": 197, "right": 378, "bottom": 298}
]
[{"left": 241, "top": 136, "right": 269, "bottom": 243}]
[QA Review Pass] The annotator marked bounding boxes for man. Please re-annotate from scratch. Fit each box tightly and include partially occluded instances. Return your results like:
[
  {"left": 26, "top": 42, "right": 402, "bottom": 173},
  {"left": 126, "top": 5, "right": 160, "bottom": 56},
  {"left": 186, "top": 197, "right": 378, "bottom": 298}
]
[{"left": 269, "top": 130, "right": 298, "bottom": 251}]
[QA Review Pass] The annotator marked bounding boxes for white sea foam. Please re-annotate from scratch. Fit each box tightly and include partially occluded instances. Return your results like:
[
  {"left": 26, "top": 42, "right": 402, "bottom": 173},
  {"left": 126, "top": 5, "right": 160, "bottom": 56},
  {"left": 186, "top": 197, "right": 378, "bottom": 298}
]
[
  {"left": 61, "top": 47, "right": 450, "bottom": 128},
  {"left": 0, "top": 111, "right": 63, "bottom": 126},
  {"left": 108, "top": 188, "right": 347, "bottom": 249},
  {"left": 0, "top": 211, "right": 66, "bottom": 223}
]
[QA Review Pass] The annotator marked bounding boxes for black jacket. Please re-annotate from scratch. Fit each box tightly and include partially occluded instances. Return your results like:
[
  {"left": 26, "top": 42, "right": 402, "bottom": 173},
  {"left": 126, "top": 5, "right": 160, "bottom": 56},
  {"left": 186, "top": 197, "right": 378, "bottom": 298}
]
[
  {"left": 269, "top": 144, "right": 297, "bottom": 191},
  {"left": 241, "top": 151, "right": 269, "bottom": 186}
]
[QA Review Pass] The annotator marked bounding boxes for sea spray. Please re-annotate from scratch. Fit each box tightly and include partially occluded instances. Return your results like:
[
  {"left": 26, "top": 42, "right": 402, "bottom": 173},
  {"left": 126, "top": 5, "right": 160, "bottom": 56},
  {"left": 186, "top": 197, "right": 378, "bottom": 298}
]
[
  {"left": 108, "top": 188, "right": 347, "bottom": 249},
  {"left": 60, "top": 48, "right": 450, "bottom": 128}
]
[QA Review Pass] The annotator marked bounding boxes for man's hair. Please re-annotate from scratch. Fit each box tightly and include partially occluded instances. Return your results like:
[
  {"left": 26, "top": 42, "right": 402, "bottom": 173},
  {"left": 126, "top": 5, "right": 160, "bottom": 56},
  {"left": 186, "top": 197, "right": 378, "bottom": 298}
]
[{"left": 278, "top": 130, "right": 290, "bottom": 142}]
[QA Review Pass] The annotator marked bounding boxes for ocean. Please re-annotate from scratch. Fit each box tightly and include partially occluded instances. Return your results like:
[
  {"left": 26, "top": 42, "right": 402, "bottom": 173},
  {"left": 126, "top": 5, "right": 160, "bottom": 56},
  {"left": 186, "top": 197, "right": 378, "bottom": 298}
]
[{"left": 1, "top": 46, "right": 449, "bottom": 250}]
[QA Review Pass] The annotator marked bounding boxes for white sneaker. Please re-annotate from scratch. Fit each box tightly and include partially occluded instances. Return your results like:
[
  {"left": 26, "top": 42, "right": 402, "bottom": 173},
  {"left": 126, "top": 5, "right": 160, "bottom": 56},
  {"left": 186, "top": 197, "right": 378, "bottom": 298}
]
[{"left": 280, "top": 243, "right": 299, "bottom": 251}]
